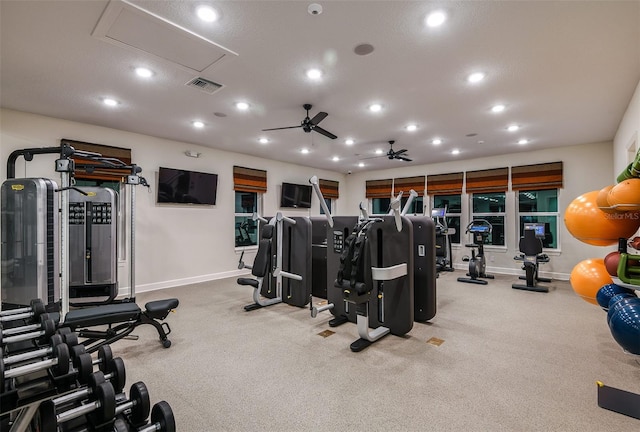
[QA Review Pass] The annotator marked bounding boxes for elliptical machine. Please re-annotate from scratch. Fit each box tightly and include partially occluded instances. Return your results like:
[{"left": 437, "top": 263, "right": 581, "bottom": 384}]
[
  {"left": 457, "top": 219, "right": 495, "bottom": 285},
  {"left": 432, "top": 207, "right": 454, "bottom": 273}
]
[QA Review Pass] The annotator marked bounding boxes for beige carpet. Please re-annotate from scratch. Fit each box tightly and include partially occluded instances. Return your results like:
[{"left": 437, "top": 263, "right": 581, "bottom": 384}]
[{"left": 113, "top": 272, "right": 640, "bottom": 431}]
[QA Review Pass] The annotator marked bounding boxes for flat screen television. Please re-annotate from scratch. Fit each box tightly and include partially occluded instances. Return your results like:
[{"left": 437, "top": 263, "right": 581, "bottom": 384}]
[
  {"left": 280, "top": 182, "right": 312, "bottom": 208},
  {"left": 157, "top": 167, "right": 218, "bottom": 205}
]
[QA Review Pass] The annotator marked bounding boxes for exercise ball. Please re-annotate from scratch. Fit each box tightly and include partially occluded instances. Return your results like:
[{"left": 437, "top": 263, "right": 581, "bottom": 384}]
[
  {"left": 608, "top": 179, "right": 640, "bottom": 211},
  {"left": 608, "top": 299, "right": 640, "bottom": 355},
  {"left": 569, "top": 259, "right": 613, "bottom": 305},
  {"left": 564, "top": 191, "right": 640, "bottom": 246},
  {"left": 596, "top": 185, "right": 615, "bottom": 213},
  {"left": 607, "top": 294, "right": 638, "bottom": 323},
  {"left": 603, "top": 251, "right": 621, "bottom": 276},
  {"left": 596, "top": 283, "right": 635, "bottom": 310}
]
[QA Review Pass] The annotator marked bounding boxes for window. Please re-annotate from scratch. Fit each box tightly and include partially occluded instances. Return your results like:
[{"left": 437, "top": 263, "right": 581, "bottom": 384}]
[
  {"left": 235, "top": 191, "right": 261, "bottom": 247},
  {"left": 433, "top": 194, "right": 461, "bottom": 244},
  {"left": 471, "top": 192, "right": 506, "bottom": 246},
  {"left": 371, "top": 198, "right": 391, "bottom": 215},
  {"left": 517, "top": 189, "right": 558, "bottom": 249},
  {"left": 401, "top": 196, "right": 423, "bottom": 215},
  {"left": 320, "top": 198, "right": 333, "bottom": 215}
]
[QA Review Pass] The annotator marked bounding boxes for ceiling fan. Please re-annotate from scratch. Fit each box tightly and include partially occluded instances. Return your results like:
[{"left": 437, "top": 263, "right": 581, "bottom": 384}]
[
  {"left": 385, "top": 140, "right": 412, "bottom": 161},
  {"left": 262, "top": 104, "right": 337, "bottom": 139}
]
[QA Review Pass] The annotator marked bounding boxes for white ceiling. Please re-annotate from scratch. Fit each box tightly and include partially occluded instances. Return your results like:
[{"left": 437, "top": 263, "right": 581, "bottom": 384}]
[{"left": 1, "top": 0, "right": 639, "bottom": 173}]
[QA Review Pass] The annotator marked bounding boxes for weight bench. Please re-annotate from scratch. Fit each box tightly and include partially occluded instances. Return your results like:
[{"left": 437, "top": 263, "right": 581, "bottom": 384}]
[{"left": 59, "top": 298, "right": 179, "bottom": 353}]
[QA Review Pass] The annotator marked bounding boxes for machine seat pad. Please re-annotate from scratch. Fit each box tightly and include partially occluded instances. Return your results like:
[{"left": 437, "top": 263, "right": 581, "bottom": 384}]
[
  {"left": 145, "top": 298, "right": 179, "bottom": 320},
  {"left": 64, "top": 303, "right": 141, "bottom": 328},
  {"left": 237, "top": 278, "right": 259, "bottom": 288}
]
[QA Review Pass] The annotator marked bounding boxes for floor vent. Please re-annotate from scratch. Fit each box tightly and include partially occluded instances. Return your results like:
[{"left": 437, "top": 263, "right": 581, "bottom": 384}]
[{"left": 186, "top": 77, "right": 223, "bottom": 94}]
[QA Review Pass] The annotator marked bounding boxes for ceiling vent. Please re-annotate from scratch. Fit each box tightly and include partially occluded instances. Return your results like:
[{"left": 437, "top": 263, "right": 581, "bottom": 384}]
[{"left": 186, "top": 77, "right": 223, "bottom": 94}]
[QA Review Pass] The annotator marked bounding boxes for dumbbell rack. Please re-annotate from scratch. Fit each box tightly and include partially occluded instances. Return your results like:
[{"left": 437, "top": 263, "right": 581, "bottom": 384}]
[{"left": 1, "top": 305, "right": 176, "bottom": 431}]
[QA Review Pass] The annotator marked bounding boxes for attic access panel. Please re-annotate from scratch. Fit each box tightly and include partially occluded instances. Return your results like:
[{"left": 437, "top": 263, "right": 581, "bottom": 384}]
[{"left": 92, "top": 0, "right": 237, "bottom": 73}]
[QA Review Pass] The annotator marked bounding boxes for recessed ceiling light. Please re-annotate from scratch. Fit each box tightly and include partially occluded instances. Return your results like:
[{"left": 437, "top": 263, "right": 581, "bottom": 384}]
[
  {"left": 301, "top": 148, "right": 310, "bottom": 154},
  {"left": 345, "top": 138, "right": 355, "bottom": 145},
  {"left": 425, "top": 11, "right": 447, "bottom": 27},
  {"left": 467, "top": 72, "right": 485, "bottom": 83},
  {"left": 432, "top": 138, "right": 442, "bottom": 145},
  {"left": 368, "top": 103, "right": 382, "bottom": 112},
  {"left": 192, "top": 120, "right": 204, "bottom": 128},
  {"left": 518, "top": 139, "right": 529, "bottom": 145},
  {"left": 332, "top": 156, "right": 340, "bottom": 162},
  {"left": 358, "top": 162, "right": 365, "bottom": 167},
  {"left": 405, "top": 124, "right": 418, "bottom": 132},
  {"left": 102, "top": 98, "right": 119, "bottom": 107},
  {"left": 491, "top": 104, "right": 505, "bottom": 113},
  {"left": 507, "top": 124, "right": 520, "bottom": 132},
  {"left": 135, "top": 67, "right": 153, "bottom": 78},
  {"left": 306, "top": 68, "right": 322, "bottom": 80},
  {"left": 258, "top": 137, "right": 269, "bottom": 144},
  {"left": 451, "top": 149, "right": 460, "bottom": 155},
  {"left": 235, "top": 101, "right": 250, "bottom": 110},
  {"left": 375, "top": 149, "right": 383, "bottom": 155},
  {"left": 196, "top": 6, "right": 218, "bottom": 22}
]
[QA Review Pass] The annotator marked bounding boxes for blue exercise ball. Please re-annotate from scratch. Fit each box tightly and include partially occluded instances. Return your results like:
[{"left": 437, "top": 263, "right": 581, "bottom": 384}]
[
  {"left": 608, "top": 299, "right": 640, "bottom": 355},
  {"left": 607, "top": 293, "right": 638, "bottom": 323},
  {"left": 596, "top": 283, "right": 635, "bottom": 311}
]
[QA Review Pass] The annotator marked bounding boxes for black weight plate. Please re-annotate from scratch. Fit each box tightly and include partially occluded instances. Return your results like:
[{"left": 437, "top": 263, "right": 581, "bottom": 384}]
[
  {"left": 94, "top": 381, "right": 116, "bottom": 424},
  {"left": 98, "top": 345, "right": 113, "bottom": 372},
  {"left": 88, "top": 370, "right": 106, "bottom": 394},
  {"left": 53, "top": 343, "right": 70, "bottom": 376},
  {"left": 76, "top": 353, "right": 93, "bottom": 384},
  {"left": 49, "top": 334, "right": 63, "bottom": 350},
  {"left": 38, "top": 399, "right": 58, "bottom": 432},
  {"left": 111, "top": 357, "right": 126, "bottom": 394},
  {"left": 113, "top": 418, "right": 133, "bottom": 432},
  {"left": 42, "top": 319, "right": 56, "bottom": 339},
  {"left": 70, "top": 344, "right": 86, "bottom": 362},
  {"left": 129, "top": 381, "right": 150, "bottom": 426},
  {"left": 151, "top": 401, "right": 176, "bottom": 432},
  {"left": 64, "top": 332, "right": 79, "bottom": 347},
  {"left": 56, "top": 327, "right": 72, "bottom": 336},
  {"left": 32, "top": 300, "right": 46, "bottom": 318}
]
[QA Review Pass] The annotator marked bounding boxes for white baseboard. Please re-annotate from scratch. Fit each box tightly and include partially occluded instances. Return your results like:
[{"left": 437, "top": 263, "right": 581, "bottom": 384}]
[
  {"left": 118, "top": 269, "right": 251, "bottom": 296},
  {"left": 452, "top": 263, "right": 569, "bottom": 281}
]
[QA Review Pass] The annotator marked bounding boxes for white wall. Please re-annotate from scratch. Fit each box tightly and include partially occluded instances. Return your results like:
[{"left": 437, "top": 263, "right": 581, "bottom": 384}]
[
  {"left": 613, "top": 79, "right": 640, "bottom": 174},
  {"left": 0, "top": 109, "right": 345, "bottom": 293},
  {"left": 344, "top": 141, "right": 615, "bottom": 279}
]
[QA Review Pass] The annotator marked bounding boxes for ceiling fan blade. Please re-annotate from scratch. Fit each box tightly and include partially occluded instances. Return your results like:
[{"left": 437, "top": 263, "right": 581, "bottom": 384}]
[
  {"left": 394, "top": 149, "right": 408, "bottom": 155},
  {"left": 309, "top": 111, "right": 328, "bottom": 126},
  {"left": 313, "top": 126, "right": 337, "bottom": 139},
  {"left": 261, "top": 125, "right": 302, "bottom": 131},
  {"left": 397, "top": 155, "right": 412, "bottom": 162}
]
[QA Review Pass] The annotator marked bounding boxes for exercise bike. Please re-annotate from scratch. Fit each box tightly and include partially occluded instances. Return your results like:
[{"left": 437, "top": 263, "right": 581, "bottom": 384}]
[{"left": 457, "top": 219, "right": 495, "bottom": 285}]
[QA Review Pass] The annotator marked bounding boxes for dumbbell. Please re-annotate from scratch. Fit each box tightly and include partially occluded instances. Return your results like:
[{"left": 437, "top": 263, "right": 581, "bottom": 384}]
[
  {"left": 40, "top": 381, "right": 151, "bottom": 431},
  {"left": 0, "top": 318, "right": 56, "bottom": 346},
  {"left": 137, "top": 401, "right": 176, "bottom": 432},
  {"left": 53, "top": 355, "right": 127, "bottom": 407},
  {"left": 2, "top": 331, "right": 78, "bottom": 366},
  {"left": 0, "top": 299, "right": 46, "bottom": 322},
  {"left": 0, "top": 342, "right": 70, "bottom": 393}
]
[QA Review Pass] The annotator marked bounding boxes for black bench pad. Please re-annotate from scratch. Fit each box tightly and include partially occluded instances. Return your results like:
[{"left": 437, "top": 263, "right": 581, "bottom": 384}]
[
  {"left": 237, "top": 278, "right": 259, "bottom": 288},
  {"left": 64, "top": 303, "right": 141, "bottom": 328},
  {"left": 145, "top": 298, "right": 179, "bottom": 319}
]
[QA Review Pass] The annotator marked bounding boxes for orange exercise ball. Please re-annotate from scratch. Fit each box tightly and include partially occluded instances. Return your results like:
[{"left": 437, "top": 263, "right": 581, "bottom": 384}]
[
  {"left": 564, "top": 190, "right": 640, "bottom": 246},
  {"left": 608, "top": 179, "right": 640, "bottom": 211},
  {"left": 570, "top": 258, "right": 613, "bottom": 305},
  {"left": 596, "top": 185, "right": 615, "bottom": 213}
]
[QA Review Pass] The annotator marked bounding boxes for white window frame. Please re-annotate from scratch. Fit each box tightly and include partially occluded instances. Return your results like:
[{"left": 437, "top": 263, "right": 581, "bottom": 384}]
[
  {"left": 516, "top": 188, "right": 560, "bottom": 251},
  {"left": 470, "top": 192, "right": 507, "bottom": 248},
  {"left": 234, "top": 191, "right": 263, "bottom": 250}
]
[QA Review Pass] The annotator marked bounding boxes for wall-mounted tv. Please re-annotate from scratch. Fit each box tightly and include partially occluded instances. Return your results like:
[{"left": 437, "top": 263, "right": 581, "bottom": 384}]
[
  {"left": 280, "top": 182, "right": 312, "bottom": 208},
  {"left": 157, "top": 167, "right": 218, "bottom": 205}
]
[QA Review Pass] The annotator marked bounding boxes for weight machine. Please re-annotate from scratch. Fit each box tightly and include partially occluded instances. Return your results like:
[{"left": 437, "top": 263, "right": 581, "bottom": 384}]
[{"left": 431, "top": 207, "right": 455, "bottom": 273}]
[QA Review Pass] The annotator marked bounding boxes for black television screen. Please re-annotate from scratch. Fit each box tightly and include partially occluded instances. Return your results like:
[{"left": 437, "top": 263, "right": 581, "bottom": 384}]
[
  {"left": 280, "top": 182, "right": 312, "bottom": 208},
  {"left": 157, "top": 167, "right": 218, "bottom": 205}
]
